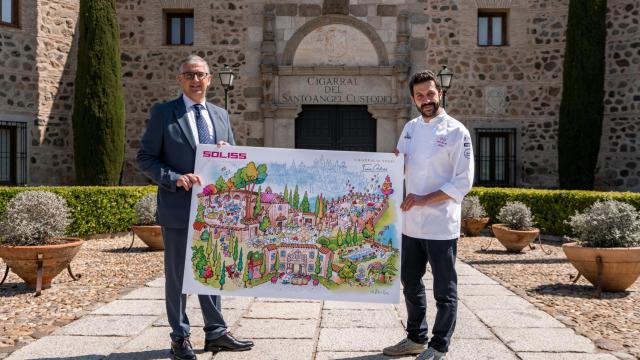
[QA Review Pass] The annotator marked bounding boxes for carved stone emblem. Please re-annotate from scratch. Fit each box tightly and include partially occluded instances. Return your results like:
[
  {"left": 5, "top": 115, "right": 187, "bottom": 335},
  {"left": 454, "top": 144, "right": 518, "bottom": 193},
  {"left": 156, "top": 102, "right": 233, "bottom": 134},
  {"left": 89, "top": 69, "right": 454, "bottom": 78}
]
[{"left": 485, "top": 86, "right": 506, "bottom": 114}]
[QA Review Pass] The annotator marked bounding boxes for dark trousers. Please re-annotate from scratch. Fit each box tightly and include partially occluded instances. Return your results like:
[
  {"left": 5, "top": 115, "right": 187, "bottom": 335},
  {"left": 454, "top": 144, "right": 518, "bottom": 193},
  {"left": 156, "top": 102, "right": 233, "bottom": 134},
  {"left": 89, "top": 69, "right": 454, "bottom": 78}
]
[
  {"left": 162, "top": 227, "right": 227, "bottom": 342},
  {"left": 401, "top": 234, "right": 457, "bottom": 353}
]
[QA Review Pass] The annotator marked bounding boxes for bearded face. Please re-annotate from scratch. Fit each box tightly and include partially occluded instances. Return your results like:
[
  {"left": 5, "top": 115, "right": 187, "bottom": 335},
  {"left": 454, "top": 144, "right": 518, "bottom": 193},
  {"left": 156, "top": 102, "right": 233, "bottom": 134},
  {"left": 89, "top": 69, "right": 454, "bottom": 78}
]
[{"left": 411, "top": 80, "right": 442, "bottom": 120}]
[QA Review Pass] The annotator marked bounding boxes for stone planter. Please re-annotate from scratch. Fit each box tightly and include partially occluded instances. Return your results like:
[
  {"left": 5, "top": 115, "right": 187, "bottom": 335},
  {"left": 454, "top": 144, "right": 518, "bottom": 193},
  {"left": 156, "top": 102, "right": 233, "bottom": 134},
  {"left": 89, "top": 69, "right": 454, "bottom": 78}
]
[
  {"left": 491, "top": 224, "right": 540, "bottom": 252},
  {"left": 132, "top": 225, "right": 164, "bottom": 250},
  {"left": 0, "top": 237, "right": 84, "bottom": 289},
  {"left": 462, "top": 217, "right": 490, "bottom": 236},
  {"left": 562, "top": 242, "right": 640, "bottom": 292}
]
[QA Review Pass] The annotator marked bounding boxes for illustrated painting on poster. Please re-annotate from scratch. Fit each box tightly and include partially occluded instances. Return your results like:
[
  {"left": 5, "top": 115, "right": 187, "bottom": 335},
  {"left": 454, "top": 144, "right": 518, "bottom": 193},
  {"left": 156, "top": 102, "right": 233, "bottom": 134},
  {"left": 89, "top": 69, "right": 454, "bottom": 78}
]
[{"left": 182, "top": 145, "right": 404, "bottom": 303}]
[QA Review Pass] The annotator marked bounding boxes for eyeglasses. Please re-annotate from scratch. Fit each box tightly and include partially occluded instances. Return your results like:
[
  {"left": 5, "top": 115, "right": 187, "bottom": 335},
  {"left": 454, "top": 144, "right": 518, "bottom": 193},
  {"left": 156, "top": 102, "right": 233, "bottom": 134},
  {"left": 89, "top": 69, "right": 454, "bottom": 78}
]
[{"left": 181, "top": 72, "right": 209, "bottom": 81}]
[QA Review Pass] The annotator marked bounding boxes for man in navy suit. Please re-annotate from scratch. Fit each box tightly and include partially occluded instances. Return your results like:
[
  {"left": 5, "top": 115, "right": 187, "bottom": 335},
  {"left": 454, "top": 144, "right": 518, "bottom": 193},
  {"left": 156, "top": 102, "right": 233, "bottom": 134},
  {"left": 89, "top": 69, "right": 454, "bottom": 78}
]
[{"left": 137, "top": 55, "right": 253, "bottom": 360}]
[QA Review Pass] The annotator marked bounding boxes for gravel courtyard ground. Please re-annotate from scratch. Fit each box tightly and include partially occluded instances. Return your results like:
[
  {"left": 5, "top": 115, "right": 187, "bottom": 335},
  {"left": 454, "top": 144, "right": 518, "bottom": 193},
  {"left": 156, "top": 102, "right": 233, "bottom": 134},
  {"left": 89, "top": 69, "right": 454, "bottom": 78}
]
[
  {"left": 1, "top": 234, "right": 638, "bottom": 359},
  {"left": 458, "top": 235, "right": 640, "bottom": 359},
  {"left": 0, "top": 234, "right": 164, "bottom": 359}
]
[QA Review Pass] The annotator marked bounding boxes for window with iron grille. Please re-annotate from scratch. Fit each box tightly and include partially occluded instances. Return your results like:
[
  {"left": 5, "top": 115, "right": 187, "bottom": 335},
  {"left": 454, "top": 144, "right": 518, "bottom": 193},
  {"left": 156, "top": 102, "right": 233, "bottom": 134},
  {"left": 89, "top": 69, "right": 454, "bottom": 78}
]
[
  {"left": 0, "top": 120, "right": 27, "bottom": 185},
  {"left": 0, "top": 0, "right": 19, "bottom": 27},
  {"left": 165, "top": 11, "right": 194, "bottom": 45},
  {"left": 478, "top": 11, "right": 507, "bottom": 46},
  {"left": 475, "top": 128, "right": 516, "bottom": 187}
]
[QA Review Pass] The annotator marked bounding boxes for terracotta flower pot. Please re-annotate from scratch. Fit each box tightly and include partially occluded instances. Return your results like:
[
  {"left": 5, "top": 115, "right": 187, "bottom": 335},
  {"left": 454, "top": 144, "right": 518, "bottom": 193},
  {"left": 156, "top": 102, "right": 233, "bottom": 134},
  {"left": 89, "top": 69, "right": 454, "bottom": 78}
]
[
  {"left": 0, "top": 237, "right": 84, "bottom": 289},
  {"left": 562, "top": 242, "right": 640, "bottom": 292},
  {"left": 132, "top": 225, "right": 164, "bottom": 250},
  {"left": 462, "top": 217, "right": 490, "bottom": 236},
  {"left": 491, "top": 224, "right": 539, "bottom": 252}
]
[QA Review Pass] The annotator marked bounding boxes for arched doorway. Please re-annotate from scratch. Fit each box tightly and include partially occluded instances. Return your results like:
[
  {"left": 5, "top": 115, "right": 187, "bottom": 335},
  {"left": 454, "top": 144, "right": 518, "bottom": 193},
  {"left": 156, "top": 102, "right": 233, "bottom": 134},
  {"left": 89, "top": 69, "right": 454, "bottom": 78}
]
[{"left": 295, "top": 105, "right": 376, "bottom": 151}]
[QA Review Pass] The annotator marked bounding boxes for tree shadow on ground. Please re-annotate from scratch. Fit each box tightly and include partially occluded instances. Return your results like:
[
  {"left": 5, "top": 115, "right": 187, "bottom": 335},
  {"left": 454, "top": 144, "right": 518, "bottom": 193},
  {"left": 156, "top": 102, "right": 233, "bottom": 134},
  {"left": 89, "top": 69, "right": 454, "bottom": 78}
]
[
  {"left": 320, "top": 355, "right": 401, "bottom": 360},
  {"left": 0, "top": 281, "right": 35, "bottom": 297},
  {"left": 35, "top": 349, "right": 177, "bottom": 359},
  {"left": 102, "top": 246, "right": 154, "bottom": 254},
  {"left": 532, "top": 283, "right": 631, "bottom": 299},
  {"left": 465, "top": 257, "right": 568, "bottom": 265}
]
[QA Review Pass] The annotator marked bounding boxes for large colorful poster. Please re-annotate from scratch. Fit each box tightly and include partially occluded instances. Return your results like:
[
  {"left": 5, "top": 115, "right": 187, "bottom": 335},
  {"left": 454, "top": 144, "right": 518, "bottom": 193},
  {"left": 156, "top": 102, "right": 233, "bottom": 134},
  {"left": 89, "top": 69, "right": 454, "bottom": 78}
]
[{"left": 182, "top": 145, "right": 404, "bottom": 303}]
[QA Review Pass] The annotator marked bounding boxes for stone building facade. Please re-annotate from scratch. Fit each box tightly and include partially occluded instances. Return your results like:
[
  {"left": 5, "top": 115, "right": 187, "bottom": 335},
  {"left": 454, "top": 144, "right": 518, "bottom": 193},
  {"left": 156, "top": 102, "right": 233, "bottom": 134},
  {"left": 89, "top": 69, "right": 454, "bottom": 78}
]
[{"left": 0, "top": 0, "right": 638, "bottom": 190}]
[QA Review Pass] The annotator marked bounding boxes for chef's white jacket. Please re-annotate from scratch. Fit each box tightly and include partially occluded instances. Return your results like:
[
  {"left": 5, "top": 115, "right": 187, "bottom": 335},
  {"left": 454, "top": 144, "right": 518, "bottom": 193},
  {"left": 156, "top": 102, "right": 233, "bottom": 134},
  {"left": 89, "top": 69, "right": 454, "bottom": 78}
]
[{"left": 396, "top": 112, "right": 474, "bottom": 240}]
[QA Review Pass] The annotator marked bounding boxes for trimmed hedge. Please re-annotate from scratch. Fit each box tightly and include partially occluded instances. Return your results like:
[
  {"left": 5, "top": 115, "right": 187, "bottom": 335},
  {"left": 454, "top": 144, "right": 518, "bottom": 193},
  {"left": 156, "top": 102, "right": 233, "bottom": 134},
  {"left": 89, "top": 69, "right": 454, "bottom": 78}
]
[
  {"left": 0, "top": 186, "right": 156, "bottom": 237},
  {"left": 1, "top": 186, "right": 638, "bottom": 238},
  {"left": 469, "top": 187, "right": 640, "bottom": 236}
]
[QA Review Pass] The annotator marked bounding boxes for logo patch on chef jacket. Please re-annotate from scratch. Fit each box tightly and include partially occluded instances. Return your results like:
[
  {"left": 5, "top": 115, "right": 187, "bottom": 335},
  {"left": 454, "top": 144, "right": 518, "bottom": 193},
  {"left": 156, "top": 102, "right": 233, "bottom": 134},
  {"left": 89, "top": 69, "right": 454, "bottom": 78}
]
[
  {"left": 436, "top": 136, "right": 447, "bottom": 147},
  {"left": 463, "top": 135, "right": 471, "bottom": 148},
  {"left": 464, "top": 149, "right": 471, "bottom": 159}
]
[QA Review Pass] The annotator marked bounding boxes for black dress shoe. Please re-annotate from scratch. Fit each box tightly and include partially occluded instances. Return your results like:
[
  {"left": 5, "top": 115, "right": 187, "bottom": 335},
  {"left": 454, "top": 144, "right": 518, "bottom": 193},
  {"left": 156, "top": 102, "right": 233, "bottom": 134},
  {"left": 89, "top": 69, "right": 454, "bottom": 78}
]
[
  {"left": 170, "top": 337, "right": 196, "bottom": 360},
  {"left": 204, "top": 332, "right": 254, "bottom": 352}
]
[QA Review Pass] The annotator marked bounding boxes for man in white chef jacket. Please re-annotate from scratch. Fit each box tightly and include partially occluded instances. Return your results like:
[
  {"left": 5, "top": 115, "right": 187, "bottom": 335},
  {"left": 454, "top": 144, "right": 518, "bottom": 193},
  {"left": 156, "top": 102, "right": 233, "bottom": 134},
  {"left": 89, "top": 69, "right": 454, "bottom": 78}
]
[{"left": 383, "top": 70, "right": 474, "bottom": 360}]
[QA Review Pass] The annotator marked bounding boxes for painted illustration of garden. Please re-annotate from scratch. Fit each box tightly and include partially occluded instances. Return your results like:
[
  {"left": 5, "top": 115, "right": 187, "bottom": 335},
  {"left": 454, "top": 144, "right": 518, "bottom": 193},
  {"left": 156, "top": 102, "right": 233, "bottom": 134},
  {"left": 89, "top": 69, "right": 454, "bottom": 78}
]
[{"left": 189, "top": 157, "right": 400, "bottom": 295}]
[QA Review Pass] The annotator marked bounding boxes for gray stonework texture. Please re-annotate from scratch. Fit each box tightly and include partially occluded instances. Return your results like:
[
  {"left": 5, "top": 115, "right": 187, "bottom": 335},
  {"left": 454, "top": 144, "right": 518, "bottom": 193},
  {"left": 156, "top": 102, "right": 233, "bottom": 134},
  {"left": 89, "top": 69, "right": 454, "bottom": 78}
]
[
  {"left": 594, "top": 0, "right": 640, "bottom": 191},
  {"left": 0, "top": 0, "right": 637, "bottom": 190}
]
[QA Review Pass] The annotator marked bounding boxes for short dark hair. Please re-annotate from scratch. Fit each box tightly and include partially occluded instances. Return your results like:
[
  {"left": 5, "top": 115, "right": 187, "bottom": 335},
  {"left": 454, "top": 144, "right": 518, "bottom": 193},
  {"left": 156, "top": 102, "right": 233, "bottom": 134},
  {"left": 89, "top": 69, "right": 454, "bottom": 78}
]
[{"left": 408, "top": 70, "right": 441, "bottom": 96}]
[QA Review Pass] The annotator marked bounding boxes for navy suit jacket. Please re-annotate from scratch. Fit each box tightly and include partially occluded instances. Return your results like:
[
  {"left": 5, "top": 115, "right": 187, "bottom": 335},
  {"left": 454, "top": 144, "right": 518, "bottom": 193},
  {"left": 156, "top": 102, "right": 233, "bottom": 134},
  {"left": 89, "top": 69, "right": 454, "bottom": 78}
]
[{"left": 137, "top": 96, "right": 236, "bottom": 228}]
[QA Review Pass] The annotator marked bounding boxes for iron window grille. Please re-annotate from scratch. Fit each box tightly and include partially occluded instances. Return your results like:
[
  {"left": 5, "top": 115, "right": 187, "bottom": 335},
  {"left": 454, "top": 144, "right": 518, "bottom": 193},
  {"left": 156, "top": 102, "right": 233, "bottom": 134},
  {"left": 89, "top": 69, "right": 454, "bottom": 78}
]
[
  {"left": 475, "top": 128, "right": 516, "bottom": 187},
  {"left": 0, "top": 120, "right": 27, "bottom": 185}
]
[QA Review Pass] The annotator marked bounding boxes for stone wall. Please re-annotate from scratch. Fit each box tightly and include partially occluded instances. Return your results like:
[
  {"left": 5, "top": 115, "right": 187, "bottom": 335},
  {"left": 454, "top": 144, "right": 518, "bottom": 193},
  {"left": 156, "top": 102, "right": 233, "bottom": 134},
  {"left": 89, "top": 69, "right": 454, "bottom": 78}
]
[
  {"left": 0, "top": 0, "right": 38, "bottom": 184},
  {"left": 424, "top": 0, "right": 568, "bottom": 187},
  {"left": 32, "top": 0, "right": 79, "bottom": 184},
  {"left": 595, "top": 0, "right": 640, "bottom": 191},
  {"left": 2, "top": 0, "right": 638, "bottom": 190},
  {"left": 117, "top": 0, "right": 251, "bottom": 184}
]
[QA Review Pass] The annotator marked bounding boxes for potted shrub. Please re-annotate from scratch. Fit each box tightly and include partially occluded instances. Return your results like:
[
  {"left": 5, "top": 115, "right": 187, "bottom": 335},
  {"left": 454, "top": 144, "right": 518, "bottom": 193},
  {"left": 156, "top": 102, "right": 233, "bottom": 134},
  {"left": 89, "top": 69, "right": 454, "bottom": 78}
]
[
  {"left": 563, "top": 200, "right": 640, "bottom": 293},
  {"left": 0, "top": 191, "right": 84, "bottom": 292},
  {"left": 461, "top": 196, "right": 490, "bottom": 236},
  {"left": 131, "top": 193, "right": 164, "bottom": 250},
  {"left": 491, "top": 201, "right": 540, "bottom": 252}
]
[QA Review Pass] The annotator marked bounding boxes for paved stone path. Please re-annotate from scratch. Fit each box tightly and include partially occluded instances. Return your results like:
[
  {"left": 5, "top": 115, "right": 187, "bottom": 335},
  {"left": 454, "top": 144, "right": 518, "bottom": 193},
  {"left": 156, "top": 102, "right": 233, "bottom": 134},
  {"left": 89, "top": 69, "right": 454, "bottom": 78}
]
[{"left": 5, "top": 262, "right": 617, "bottom": 360}]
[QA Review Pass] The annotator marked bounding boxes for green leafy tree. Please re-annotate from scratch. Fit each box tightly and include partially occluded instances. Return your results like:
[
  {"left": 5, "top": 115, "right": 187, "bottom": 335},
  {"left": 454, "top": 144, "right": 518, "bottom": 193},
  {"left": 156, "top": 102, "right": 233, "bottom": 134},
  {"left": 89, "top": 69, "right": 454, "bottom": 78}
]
[
  {"left": 260, "top": 256, "right": 267, "bottom": 275},
  {"left": 233, "top": 238, "right": 239, "bottom": 263},
  {"left": 558, "top": 0, "right": 607, "bottom": 189},
  {"left": 219, "top": 260, "right": 226, "bottom": 290},
  {"left": 338, "top": 264, "right": 354, "bottom": 279},
  {"left": 301, "top": 191, "right": 310, "bottom": 213},
  {"left": 213, "top": 245, "right": 221, "bottom": 280},
  {"left": 344, "top": 227, "right": 350, "bottom": 247},
  {"left": 326, "top": 257, "right": 333, "bottom": 278},
  {"left": 215, "top": 176, "right": 228, "bottom": 192},
  {"left": 317, "top": 236, "right": 329, "bottom": 247},
  {"left": 254, "top": 188, "right": 263, "bottom": 216},
  {"left": 243, "top": 257, "right": 250, "bottom": 287},
  {"left": 274, "top": 251, "right": 280, "bottom": 273},
  {"left": 314, "top": 254, "right": 321, "bottom": 275},
  {"left": 200, "top": 228, "right": 210, "bottom": 242},
  {"left": 337, "top": 230, "right": 344, "bottom": 247},
  {"left": 293, "top": 185, "right": 300, "bottom": 209},
  {"left": 259, "top": 216, "right": 270, "bottom": 233},
  {"left": 237, "top": 248, "right": 244, "bottom": 273},
  {"left": 231, "top": 162, "right": 268, "bottom": 218},
  {"left": 283, "top": 185, "right": 289, "bottom": 203},
  {"left": 72, "top": 0, "right": 125, "bottom": 185}
]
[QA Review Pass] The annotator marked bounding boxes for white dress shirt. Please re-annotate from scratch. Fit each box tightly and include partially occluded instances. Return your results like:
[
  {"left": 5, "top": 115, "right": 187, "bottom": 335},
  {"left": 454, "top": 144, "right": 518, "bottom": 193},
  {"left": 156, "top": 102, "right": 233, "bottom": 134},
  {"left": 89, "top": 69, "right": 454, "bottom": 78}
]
[
  {"left": 396, "top": 111, "right": 475, "bottom": 240},
  {"left": 182, "top": 94, "right": 214, "bottom": 145}
]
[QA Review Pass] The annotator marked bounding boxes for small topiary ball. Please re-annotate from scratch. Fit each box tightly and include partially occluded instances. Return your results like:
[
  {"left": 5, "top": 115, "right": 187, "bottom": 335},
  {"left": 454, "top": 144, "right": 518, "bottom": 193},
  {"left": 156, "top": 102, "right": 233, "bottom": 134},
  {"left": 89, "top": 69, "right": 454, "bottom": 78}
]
[{"left": 0, "top": 191, "right": 71, "bottom": 246}]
